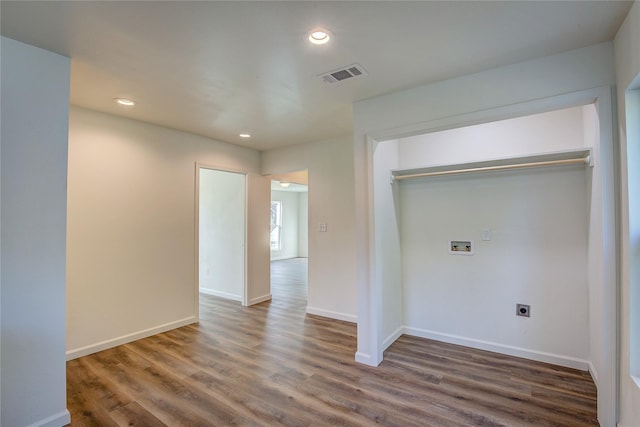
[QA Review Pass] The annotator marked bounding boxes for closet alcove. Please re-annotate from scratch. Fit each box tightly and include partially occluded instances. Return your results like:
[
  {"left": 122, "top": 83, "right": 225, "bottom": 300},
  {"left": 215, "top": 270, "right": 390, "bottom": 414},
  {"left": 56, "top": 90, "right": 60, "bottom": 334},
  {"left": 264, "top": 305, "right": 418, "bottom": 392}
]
[{"left": 371, "top": 104, "right": 605, "bottom": 373}]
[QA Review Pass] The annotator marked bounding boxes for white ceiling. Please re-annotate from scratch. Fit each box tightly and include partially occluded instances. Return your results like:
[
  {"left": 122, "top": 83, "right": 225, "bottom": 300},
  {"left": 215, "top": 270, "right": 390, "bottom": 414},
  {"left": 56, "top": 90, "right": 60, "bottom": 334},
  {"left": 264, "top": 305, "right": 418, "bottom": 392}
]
[
  {"left": 0, "top": 1, "right": 632, "bottom": 151},
  {"left": 271, "top": 181, "right": 308, "bottom": 193}
]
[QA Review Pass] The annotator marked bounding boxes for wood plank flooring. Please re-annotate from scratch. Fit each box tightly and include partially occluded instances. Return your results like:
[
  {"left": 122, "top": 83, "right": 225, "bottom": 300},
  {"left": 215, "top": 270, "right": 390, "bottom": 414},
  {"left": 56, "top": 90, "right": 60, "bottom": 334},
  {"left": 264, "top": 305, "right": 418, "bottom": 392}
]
[{"left": 67, "top": 258, "right": 598, "bottom": 426}]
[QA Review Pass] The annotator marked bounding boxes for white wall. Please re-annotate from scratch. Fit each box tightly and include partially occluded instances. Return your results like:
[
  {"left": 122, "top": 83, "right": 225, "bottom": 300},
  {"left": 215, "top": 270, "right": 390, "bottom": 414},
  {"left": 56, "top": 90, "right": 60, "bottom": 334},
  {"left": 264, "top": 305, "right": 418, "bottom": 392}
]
[
  {"left": 67, "top": 106, "right": 270, "bottom": 359},
  {"left": 398, "top": 106, "right": 586, "bottom": 168},
  {"left": 400, "top": 167, "right": 589, "bottom": 366},
  {"left": 261, "top": 137, "right": 357, "bottom": 322},
  {"left": 391, "top": 108, "right": 591, "bottom": 368},
  {"left": 199, "top": 168, "right": 246, "bottom": 301},
  {"left": 614, "top": 2, "right": 640, "bottom": 427},
  {"left": 353, "top": 42, "right": 617, "bottom": 425},
  {"left": 1, "top": 37, "right": 71, "bottom": 427},
  {"left": 298, "top": 192, "right": 309, "bottom": 258},
  {"left": 270, "top": 190, "right": 301, "bottom": 261}
]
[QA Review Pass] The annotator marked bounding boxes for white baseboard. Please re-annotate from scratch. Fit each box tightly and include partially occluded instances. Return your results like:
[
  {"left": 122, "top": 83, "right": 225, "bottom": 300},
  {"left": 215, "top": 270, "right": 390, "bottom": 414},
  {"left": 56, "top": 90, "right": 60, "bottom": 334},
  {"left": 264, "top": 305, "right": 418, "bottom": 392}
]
[
  {"left": 588, "top": 361, "right": 599, "bottom": 386},
  {"left": 383, "top": 326, "right": 404, "bottom": 351},
  {"left": 306, "top": 306, "right": 357, "bottom": 323},
  {"left": 248, "top": 293, "right": 272, "bottom": 305},
  {"left": 199, "top": 288, "right": 242, "bottom": 302},
  {"left": 404, "top": 327, "right": 590, "bottom": 371},
  {"left": 355, "top": 351, "right": 380, "bottom": 367},
  {"left": 66, "top": 316, "right": 197, "bottom": 360},
  {"left": 270, "top": 255, "right": 298, "bottom": 261},
  {"left": 26, "top": 409, "right": 70, "bottom": 427}
]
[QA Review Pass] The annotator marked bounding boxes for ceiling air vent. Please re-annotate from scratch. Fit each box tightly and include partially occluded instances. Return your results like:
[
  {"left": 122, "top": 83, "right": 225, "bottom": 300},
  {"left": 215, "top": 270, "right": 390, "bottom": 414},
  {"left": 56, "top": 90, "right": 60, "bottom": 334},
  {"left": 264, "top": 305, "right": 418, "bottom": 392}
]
[{"left": 319, "top": 63, "right": 368, "bottom": 84}]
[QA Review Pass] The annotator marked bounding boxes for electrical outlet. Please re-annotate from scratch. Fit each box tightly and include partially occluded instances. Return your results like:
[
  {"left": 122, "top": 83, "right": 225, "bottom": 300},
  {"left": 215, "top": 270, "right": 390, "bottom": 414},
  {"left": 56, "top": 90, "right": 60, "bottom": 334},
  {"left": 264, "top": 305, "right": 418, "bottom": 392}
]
[
  {"left": 319, "top": 223, "right": 327, "bottom": 232},
  {"left": 516, "top": 304, "right": 530, "bottom": 317}
]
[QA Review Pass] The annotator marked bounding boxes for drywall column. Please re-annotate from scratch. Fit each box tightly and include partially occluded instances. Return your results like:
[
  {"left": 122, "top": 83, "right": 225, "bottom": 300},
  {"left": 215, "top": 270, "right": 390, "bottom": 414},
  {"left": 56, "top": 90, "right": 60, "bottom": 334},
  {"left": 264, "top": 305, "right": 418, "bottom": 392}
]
[
  {"left": 372, "top": 140, "right": 404, "bottom": 350},
  {"left": 1, "top": 37, "right": 71, "bottom": 427},
  {"left": 614, "top": 2, "right": 640, "bottom": 427}
]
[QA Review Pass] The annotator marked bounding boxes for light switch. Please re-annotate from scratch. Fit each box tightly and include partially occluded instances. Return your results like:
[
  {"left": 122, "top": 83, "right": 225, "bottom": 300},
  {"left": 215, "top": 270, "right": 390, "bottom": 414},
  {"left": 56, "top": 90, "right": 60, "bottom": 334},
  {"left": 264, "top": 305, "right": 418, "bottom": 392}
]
[
  {"left": 482, "top": 228, "right": 491, "bottom": 241},
  {"left": 319, "top": 223, "right": 327, "bottom": 232}
]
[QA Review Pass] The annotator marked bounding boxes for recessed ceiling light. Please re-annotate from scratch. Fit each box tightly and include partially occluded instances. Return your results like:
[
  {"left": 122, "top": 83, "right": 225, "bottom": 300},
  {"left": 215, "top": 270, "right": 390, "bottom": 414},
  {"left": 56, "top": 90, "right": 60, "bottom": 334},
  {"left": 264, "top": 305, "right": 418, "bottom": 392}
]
[
  {"left": 239, "top": 133, "right": 251, "bottom": 138},
  {"left": 308, "top": 29, "right": 331, "bottom": 45},
  {"left": 279, "top": 182, "right": 291, "bottom": 188},
  {"left": 114, "top": 98, "right": 135, "bottom": 107}
]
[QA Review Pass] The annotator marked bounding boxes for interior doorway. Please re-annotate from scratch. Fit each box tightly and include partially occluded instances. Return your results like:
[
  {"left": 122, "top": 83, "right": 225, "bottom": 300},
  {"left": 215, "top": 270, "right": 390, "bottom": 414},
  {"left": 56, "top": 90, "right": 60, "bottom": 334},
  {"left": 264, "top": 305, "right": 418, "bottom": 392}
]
[
  {"left": 196, "top": 166, "right": 247, "bottom": 307},
  {"left": 269, "top": 170, "right": 309, "bottom": 303}
]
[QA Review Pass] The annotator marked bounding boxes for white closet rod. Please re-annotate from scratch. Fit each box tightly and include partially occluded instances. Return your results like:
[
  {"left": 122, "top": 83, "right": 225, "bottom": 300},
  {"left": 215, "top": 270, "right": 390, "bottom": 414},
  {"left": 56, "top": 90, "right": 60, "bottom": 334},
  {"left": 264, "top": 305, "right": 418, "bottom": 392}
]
[{"left": 393, "top": 156, "right": 590, "bottom": 181}]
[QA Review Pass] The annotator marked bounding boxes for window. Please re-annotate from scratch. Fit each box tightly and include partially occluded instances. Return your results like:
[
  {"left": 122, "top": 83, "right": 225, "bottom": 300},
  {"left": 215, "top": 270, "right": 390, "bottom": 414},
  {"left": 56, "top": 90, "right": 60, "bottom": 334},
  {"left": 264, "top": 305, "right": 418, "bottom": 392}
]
[{"left": 270, "top": 201, "right": 282, "bottom": 250}]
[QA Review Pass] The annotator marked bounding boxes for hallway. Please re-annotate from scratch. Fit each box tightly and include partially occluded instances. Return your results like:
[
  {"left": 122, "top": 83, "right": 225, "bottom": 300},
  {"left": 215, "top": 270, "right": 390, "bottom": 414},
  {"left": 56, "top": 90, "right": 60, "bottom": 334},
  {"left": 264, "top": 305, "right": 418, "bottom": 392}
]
[{"left": 270, "top": 257, "right": 308, "bottom": 311}]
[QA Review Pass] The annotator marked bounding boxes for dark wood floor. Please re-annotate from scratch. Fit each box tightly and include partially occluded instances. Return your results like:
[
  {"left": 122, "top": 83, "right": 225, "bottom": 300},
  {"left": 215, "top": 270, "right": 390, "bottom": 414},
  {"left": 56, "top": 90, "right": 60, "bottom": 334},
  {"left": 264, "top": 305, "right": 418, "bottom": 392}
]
[{"left": 67, "top": 258, "right": 598, "bottom": 426}]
